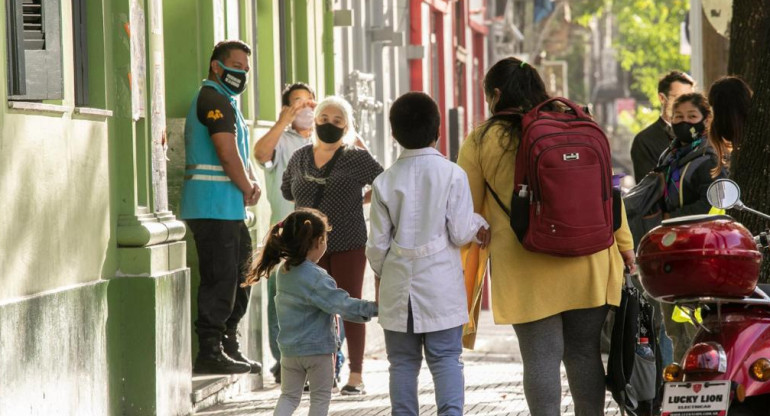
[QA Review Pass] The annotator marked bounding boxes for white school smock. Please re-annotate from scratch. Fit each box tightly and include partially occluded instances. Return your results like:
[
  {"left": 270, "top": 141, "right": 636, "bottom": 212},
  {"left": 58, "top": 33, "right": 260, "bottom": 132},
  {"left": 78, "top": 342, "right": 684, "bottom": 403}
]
[{"left": 366, "top": 147, "right": 488, "bottom": 333}]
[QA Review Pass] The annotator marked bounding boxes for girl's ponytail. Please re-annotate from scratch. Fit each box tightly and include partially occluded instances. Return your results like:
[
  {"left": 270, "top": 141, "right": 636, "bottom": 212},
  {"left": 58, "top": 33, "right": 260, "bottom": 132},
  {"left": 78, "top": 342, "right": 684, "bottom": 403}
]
[
  {"left": 244, "top": 222, "right": 285, "bottom": 285},
  {"left": 242, "top": 209, "right": 331, "bottom": 287}
]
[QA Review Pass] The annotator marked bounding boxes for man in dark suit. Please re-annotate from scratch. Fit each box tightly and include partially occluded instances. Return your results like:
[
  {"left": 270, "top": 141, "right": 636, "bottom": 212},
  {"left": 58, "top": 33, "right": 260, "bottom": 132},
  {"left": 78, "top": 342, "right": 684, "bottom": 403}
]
[{"left": 631, "top": 71, "right": 695, "bottom": 182}]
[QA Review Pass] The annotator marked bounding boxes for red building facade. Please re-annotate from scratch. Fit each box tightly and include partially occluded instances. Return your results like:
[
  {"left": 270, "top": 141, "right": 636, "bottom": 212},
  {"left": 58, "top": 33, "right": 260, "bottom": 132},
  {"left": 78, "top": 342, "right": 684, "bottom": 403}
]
[{"left": 408, "top": 0, "right": 490, "bottom": 160}]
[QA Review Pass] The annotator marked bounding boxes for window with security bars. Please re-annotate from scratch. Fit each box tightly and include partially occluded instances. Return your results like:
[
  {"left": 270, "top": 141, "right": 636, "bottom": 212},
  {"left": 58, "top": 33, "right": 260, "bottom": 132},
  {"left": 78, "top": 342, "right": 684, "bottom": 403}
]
[{"left": 5, "top": 0, "right": 63, "bottom": 101}]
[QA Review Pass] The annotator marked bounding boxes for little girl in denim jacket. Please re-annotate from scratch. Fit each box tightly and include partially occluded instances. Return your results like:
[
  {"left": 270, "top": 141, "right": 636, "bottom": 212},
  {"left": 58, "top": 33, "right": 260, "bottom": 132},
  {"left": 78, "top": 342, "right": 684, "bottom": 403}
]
[{"left": 244, "top": 208, "right": 378, "bottom": 416}]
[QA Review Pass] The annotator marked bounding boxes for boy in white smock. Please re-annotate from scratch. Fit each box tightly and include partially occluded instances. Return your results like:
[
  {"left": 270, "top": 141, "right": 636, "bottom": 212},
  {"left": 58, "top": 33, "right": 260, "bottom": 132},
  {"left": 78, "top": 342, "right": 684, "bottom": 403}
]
[{"left": 366, "top": 92, "right": 489, "bottom": 416}]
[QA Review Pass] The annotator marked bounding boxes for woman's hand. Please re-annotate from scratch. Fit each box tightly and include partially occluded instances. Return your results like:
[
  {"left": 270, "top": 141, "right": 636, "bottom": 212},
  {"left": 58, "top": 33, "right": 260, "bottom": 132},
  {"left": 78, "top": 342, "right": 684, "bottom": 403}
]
[{"left": 621, "top": 249, "right": 637, "bottom": 274}]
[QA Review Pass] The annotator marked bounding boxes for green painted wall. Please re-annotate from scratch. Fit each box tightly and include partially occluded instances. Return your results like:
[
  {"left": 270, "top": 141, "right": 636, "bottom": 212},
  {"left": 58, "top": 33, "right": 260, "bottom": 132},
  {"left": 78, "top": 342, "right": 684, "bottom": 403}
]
[
  {"left": 86, "top": 0, "right": 107, "bottom": 109},
  {"left": 108, "top": 269, "right": 191, "bottom": 416},
  {"left": 163, "top": 0, "right": 208, "bottom": 118},
  {"left": 257, "top": 0, "right": 279, "bottom": 120},
  {"left": 323, "top": 3, "right": 335, "bottom": 95},
  {"left": 0, "top": 0, "right": 336, "bottom": 411},
  {"left": 1, "top": 0, "right": 192, "bottom": 413},
  {"left": 283, "top": 1, "right": 295, "bottom": 84},
  {"left": 0, "top": 112, "right": 111, "bottom": 299},
  {"left": 292, "top": 0, "right": 310, "bottom": 82},
  {"left": 0, "top": 0, "right": 113, "bottom": 300},
  {"left": 280, "top": 1, "right": 333, "bottom": 98},
  {"left": 0, "top": 282, "right": 109, "bottom": 415}
]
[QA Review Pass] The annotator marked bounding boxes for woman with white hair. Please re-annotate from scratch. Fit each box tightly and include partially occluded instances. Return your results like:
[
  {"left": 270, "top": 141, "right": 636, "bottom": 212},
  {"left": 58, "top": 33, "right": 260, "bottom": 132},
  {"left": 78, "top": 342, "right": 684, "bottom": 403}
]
[{"left": 281, "top": 96, "right": 383, "bottom": 395}]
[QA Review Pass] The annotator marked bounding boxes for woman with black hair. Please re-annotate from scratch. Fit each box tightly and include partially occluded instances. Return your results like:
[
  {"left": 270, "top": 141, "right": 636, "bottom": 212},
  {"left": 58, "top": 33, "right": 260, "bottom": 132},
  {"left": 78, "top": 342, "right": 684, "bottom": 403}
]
[
  {"left": 659, "top": 93, "right": 722, "bottom": 218},
  {"left": 707, "top": 76, "right": 753, "bottom": 177},
  {"left": 457, "top": 57, "right": 635, "bottom": 415}
]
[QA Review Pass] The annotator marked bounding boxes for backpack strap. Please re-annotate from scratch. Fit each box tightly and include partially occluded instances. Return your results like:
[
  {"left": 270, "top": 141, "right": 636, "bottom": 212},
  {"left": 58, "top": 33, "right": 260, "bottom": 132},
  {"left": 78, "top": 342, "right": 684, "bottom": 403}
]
[
  {"left": 677, "top": 153, "right": 711, "bottom": 209},
  {"left": 612, "top": 188, "right": 622, "bottom": 232},
  {"left": 486, "top": 181, "right": 530, "bottom": 243},
  {"left": 485, "top": 181, "right": 511, "bottom": 217},
  {"left": 678, "top": 161, "right": 691, "bottom": 208}
]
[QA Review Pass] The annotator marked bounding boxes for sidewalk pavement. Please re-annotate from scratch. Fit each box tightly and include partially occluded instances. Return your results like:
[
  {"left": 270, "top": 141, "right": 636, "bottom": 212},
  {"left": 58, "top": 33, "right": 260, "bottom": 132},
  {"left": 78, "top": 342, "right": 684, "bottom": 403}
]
[{"left": 196, "top": 310, "right": 624, "bottom": 415}]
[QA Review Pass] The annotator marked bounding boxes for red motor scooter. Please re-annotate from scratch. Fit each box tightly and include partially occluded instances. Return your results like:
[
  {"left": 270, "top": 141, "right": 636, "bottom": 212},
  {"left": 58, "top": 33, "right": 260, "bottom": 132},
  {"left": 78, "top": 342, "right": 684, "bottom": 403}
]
[{"left": 637, "top": 179, "right": 770, "bottom": 416}]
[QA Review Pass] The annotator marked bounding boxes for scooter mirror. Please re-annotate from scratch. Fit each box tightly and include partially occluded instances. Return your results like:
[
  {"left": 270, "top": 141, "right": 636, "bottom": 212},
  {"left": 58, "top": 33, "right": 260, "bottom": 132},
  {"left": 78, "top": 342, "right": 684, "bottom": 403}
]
[{"left": 707, "top": 179, "right": 741, "bottom": 209}]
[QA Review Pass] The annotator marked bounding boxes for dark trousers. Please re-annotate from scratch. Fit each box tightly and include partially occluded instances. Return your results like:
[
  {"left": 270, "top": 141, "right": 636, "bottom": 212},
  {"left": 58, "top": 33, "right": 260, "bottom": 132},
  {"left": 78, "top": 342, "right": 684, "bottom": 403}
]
[
  {"left": 187, "top": 219, "right": 252, "bottom": 341},
  {"left": 513, "top": 305, "right": 610, "bottom": 416},
  {"left": 317, "top": 247, "right": 366, "bottom": 374}
]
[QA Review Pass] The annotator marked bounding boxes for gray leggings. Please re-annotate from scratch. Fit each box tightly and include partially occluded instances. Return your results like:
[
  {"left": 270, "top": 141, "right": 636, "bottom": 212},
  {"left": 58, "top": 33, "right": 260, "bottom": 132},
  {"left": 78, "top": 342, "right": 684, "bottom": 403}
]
[
  {"left": 274, "top": 354, "right": 334, "bottom": 416},
  {"left": 513, "top": 305, "right": 609, "bottom": 416}
]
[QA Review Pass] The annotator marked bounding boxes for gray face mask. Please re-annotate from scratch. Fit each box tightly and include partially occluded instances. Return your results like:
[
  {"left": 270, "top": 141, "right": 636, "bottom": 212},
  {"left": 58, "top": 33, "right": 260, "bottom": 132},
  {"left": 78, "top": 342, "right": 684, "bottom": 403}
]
[{"left": 293, "top": 108, "right": 315, "bottom": 130}]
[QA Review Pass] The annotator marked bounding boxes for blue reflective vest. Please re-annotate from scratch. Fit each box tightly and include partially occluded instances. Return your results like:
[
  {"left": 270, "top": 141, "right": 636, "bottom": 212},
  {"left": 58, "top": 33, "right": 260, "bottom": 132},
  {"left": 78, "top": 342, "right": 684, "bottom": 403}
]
[{"left": 180, "top": 80, "right": 250, "bottom": 220}]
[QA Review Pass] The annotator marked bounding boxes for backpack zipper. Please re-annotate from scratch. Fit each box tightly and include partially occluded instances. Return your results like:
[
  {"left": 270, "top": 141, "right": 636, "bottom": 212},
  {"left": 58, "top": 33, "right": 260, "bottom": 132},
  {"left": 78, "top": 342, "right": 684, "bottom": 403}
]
[{"left": 521, "top": 118, "right": 598, "bottom": 141}]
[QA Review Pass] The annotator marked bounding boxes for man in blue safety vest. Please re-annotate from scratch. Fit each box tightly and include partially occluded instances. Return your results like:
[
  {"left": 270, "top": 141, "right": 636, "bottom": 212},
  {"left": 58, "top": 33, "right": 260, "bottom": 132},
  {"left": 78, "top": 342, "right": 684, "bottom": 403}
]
[{"left": 180, "top": 40, "right": 262, "bottom": 375}]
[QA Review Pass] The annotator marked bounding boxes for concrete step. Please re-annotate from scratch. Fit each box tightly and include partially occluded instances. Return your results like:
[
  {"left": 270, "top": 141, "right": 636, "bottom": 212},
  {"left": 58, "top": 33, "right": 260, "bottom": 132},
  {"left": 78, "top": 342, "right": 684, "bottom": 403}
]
[{"left": 192, "top": 372, "right": 263, "bottom": 413}]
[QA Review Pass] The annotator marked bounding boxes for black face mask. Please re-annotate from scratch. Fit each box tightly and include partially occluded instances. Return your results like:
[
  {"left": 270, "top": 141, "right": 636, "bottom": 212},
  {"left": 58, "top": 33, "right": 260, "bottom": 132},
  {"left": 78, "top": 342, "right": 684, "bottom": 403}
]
[
  {"left": 672, "top": 121, "right": 706, "bottom": 144},
  {"left": 315, "top": 123, "right": 345, "bottom": 144},
  {"left": 216, "top": 60, "right": 248, "bottom": 96}
]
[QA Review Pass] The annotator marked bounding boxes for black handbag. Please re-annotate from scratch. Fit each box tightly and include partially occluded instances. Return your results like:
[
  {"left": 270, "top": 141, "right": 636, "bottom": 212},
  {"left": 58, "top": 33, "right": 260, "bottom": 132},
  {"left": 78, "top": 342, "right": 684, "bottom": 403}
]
[
  {"left": 623, "top": 171, "right": 665, "bottom": 246},
  {"left": 606, "top": 276, "right": 660, "bottom": 415}
]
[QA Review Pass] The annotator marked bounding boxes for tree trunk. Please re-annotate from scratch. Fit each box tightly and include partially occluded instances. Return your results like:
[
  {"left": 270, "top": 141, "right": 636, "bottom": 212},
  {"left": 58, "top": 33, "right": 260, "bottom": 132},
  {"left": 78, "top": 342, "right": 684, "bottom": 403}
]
[
  {"left": 728, "top": 1, "right": 770, "bottom": 282},
  {"left": 727, "top": 1, "right": 770, "bottom": 84},
  {"left": 702, "top": 7, "right": 729, "bottom": 89}
]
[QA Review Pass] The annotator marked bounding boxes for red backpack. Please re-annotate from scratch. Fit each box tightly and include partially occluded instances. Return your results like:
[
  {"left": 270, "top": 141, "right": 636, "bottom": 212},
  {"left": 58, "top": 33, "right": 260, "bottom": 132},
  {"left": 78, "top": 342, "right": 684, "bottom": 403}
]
[{"left": 487, "top": 97, "right": 616, "bottom": 257}]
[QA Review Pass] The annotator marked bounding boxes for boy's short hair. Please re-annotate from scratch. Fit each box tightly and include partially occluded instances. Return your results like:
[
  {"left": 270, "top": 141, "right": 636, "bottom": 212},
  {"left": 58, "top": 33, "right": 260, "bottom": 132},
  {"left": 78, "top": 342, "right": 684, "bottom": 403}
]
[{"left": 389, "top": 92, "right": 440, "bottom": 149}]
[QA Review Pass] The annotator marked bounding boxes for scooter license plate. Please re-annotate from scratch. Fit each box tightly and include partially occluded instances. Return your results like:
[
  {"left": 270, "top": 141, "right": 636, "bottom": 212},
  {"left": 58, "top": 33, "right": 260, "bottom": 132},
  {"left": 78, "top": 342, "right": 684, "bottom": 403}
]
[{"left": 661, "top": 381, "right": 730, "bottom": 416}]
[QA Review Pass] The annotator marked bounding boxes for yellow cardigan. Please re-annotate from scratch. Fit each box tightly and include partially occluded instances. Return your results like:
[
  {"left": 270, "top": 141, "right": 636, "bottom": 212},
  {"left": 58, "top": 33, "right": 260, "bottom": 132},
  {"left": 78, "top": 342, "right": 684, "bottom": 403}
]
[{"left": 458, "top": 123, "right": 634, "bottom": 327}]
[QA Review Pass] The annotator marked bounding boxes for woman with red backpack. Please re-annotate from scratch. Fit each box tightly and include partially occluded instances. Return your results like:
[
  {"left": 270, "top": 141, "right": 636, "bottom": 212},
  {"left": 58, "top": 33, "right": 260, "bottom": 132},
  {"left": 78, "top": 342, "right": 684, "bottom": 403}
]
[{"left": 458, "top": 57, "right": 636, "bottom": 415}]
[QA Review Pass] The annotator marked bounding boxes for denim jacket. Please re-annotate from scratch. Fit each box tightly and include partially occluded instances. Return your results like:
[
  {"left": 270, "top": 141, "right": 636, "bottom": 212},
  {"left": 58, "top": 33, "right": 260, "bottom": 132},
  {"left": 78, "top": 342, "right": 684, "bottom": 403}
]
[{"left": 275, "top": 260, "right": 378, "bottom": 357}]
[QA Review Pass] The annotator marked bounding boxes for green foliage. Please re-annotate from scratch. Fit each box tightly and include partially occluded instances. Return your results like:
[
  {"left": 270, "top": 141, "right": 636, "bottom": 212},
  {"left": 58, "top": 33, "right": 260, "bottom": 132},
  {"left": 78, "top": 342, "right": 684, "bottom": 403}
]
[
  {"left": 572, "top": 0, "right": 690, "bottom": 105},
  {"left": 614, "top": 0, "right": 690, "bottom": 103},
  {"left": 572, "top": 0, "right": 608, "bottom": 27},
  {"left": 564, "top": 36, "right": 588, "bottom": 103},
  {"left": 618, "top": 105, "right": 659, "bottom": 135}
]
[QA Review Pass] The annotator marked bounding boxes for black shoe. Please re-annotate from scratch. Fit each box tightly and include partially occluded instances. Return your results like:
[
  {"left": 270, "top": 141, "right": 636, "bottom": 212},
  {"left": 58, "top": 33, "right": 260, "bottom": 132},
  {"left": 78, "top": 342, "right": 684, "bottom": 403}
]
[
  {"left": 194, "top": 337, "right": 251, "bottom": 374},
  {"left": 222, "top": 331, "right": 262, "bottom": 374},
  {"left": 270, "top": 362, "right": 281, "bottom": 384},
  {"left": 340, "top": 383, "right": 366, "bottom": 396},
  {"left": 225, "top": 350, "right": 262, "bottom": 374}
]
